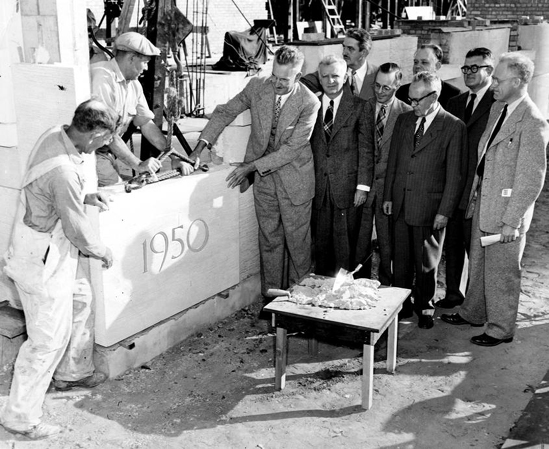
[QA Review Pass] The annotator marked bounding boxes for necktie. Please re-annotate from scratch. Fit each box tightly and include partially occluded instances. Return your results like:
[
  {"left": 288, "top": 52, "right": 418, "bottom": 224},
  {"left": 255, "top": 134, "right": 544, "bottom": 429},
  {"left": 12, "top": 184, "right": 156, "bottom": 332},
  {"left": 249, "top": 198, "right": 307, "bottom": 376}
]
[
  {"left": 464, "top": 93, "right": 477, "bottom": 123},
  {"left": 273, "top": 95, "right": 282, "bottom": 130},
  {"left": 477, "top": 104, "right": 508, "bottom": 178},
  {"left": 414, "top": 117, "right": 426, "bottom": 148},
  {"left": 324, "top": 100, "right": 334, "bottom": 140},
  {"left": 375, "top": 105, "right": 386, "bottom": 148},
  {"left": 350, "top": 70, "right": 358, "bottom": 96}
]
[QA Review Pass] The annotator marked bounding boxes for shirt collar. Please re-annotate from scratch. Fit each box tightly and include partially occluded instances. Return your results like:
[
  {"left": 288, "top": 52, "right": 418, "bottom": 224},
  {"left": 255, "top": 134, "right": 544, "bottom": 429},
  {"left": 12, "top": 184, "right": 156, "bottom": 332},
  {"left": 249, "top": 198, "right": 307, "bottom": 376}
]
[
  {"left": 505, "top": 93, "right": 527, "bottom": 117},
  {"left": 470, "top": 82, "right": 491, "bottom": 103},
  {"left": 109, "top": 58, "right": 127, "bottom": 83}
]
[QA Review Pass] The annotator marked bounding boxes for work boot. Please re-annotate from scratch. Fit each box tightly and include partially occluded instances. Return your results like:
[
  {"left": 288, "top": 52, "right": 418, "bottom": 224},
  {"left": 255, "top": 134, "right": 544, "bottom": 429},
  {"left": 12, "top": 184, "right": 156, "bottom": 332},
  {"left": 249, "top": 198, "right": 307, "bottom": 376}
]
[
  {"left": 2, "top": 422, "right": 62, "bottom": 440},
  {"left": 53, "top": 372, "right": 107, "bottom": 391}
]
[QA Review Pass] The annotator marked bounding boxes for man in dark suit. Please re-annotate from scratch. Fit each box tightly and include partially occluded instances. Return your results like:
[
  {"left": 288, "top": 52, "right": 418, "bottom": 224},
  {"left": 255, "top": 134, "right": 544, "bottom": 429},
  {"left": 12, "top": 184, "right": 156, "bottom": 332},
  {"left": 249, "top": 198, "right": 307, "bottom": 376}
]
[
  {"left": 396, "top": 44, "right": 462, "bottom": 109},
  {"left": 190, "top": 46, "right": 320, "bottom": 296},
  {"left": 437, "top": 48, "right": 496, "bottom": 309},
  {"left": 442, "top": 53, "right": 549, "bottom": 346},
  {"left": 355, "top": 63, "right": 412, "bottom": 284},
  {"left": 310, "top": 55, "right": 372, "bottom": 276},
  {"left": 300, "top": 28, "right": 378, "bottom": 101},
  {"left": 383, "top": 72, "right": 466, "bottom": 329}
]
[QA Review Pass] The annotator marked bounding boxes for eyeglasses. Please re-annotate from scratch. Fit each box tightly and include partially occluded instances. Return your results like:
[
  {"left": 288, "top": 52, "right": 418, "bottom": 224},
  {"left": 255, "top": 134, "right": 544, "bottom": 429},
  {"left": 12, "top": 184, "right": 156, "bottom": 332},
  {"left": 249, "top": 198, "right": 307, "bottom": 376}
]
[
  {"left": 461, "top": 65, "right": 492, "bottom": 74},
  {"left": 374, "top": 83, "right": 395, "bottom": 93},
  {"left": 492, "top": 76, "right": 517, "bottom": 85},
  {"left": 408, "top": 91, "right": 436, "bottom": 106}
]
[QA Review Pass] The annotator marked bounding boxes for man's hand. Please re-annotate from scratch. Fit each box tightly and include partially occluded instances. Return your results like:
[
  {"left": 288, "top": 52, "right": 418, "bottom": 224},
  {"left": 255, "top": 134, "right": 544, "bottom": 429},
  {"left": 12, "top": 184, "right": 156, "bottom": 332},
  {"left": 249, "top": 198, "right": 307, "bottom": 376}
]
[
  {"left": 354, "top": 190, "right": 367, "bottom": 207},
  {"left": 226, "top": 162, "right": 256, "bottom": 189},
  {"left": 433, "top": 214, "right": 448, "bottom": 230},
  {"left": 84, "top": 192, "right": 112, "bottom": 212},
  {"left": 101, "top": 247, "right": 113, "bottom": 269},
  {"left": 500, "top": 224, "right": 519, "bottom": 243},
  {"left": 171, "top": 158, "right": 194, "bottom": 176},
  {"left": 383, "top": 201, "right": 393, "bottom": 215},
  {"left": 190, "top": 140, "right": 208, "bottom": 164},
  {"left": 137, "top": 157, "right": 161, "bottom": 174}
]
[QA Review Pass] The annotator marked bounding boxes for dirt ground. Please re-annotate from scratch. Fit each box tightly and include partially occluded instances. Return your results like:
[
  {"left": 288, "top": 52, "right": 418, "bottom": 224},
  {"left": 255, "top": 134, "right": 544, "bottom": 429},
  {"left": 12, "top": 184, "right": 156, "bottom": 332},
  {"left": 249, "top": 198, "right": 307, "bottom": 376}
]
[{"left": 1, "top": 181, "right": 549, "bottom": 449}]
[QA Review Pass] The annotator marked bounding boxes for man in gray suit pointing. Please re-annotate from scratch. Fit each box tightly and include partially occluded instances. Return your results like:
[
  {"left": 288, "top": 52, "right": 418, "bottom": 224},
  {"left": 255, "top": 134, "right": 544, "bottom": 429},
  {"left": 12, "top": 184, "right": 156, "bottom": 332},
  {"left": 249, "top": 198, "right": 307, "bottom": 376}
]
[{"left": 191, "top": 46, "right": 320, "bottom": 297}]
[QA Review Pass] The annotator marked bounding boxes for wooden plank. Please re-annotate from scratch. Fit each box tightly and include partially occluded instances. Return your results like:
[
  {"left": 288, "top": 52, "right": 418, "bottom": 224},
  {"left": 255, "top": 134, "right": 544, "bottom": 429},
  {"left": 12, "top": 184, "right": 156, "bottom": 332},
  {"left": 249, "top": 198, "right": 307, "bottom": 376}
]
[
  {"left": 362, "top": 343, "right": 374, "bottom": 410},
  {"left": 91, "top": 166, "right": 240, "bottom": 346},
  {"left": 56, "top": 0, "right": 88, "bottom": 68},
  {"left": 117, "top": 0, "right": 138, "bottom": 34},
  {"left": 275, "top": 326, "right": 288, "bottom": 390}
]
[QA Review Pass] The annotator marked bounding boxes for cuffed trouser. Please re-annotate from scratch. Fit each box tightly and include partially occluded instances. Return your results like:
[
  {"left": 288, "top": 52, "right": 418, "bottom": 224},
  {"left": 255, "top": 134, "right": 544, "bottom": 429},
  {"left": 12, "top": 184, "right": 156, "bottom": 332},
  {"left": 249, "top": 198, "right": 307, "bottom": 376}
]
[
  {"left": 393, "top": 214, "right": 445, "bottom": 316},
  {"left": 459, "top": 200, "right": 525, "bottom": 339},
  {"left": 254, "top": 173, "right": 312, "bottom": 295}
]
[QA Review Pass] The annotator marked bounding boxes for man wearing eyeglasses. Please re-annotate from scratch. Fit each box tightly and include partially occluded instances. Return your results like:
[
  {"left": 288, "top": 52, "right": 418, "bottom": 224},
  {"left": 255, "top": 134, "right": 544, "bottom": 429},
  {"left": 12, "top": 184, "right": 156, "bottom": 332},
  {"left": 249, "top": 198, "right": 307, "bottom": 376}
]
[
  {"left": 437, "top": 48, "right": 496, "bottom": 310},
  {"left": 396, "top": 44, "right": 462, "bottom": 109},
  {"left": 383, "top": 72, "right": 466, "bottom": 328},
  {"left": 355, "top": 63, "right": 412, "bottom": 284},
  {"left": 300, "top": 28, "right": 378, "bottom": 101},
  {"left": 442, "top": 53, "right": 549, "bottom": 346}
]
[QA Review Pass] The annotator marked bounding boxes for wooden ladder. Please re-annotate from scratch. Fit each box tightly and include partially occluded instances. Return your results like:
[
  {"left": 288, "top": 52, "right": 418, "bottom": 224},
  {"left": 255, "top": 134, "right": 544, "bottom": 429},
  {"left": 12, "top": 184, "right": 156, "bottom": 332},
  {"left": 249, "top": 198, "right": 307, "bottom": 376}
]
[{"left": 321, "top": 0, "right": 345, "bottom": 38}]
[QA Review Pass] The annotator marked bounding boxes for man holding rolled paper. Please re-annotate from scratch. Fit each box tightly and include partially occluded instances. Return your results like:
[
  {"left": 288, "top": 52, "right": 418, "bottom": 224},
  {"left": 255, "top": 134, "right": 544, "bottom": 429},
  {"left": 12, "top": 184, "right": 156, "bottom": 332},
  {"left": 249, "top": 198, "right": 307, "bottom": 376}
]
[{"left": 441, "top": 53, "right": 549, "bottom": 346}]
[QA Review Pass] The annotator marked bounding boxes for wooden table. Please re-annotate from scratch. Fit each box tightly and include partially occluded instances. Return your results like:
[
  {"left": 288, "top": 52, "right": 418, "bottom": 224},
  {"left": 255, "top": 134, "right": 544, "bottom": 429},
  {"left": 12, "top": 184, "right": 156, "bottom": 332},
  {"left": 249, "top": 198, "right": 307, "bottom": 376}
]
[{"left": 264, "top": 285, "right": 411, "bottom": 410}]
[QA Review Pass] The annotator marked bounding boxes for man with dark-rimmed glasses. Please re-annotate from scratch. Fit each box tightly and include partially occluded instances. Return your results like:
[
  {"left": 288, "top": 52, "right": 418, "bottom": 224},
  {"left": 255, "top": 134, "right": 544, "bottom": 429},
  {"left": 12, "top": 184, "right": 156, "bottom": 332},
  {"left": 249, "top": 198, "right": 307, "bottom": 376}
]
[
  {"left": 438, "top": 48, "right": 496, "bottom": 310},
  {"left": 383, "top": 72, "right": 466, "bottom": 329}
]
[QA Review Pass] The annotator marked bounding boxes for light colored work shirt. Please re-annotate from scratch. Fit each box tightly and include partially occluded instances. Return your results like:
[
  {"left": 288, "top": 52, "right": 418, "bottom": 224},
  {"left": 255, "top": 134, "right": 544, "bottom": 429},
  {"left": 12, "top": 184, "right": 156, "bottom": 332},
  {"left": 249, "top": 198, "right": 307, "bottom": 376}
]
[
  {"left": 23, "top": 126, "right": 107, "bottom": 259},
  {"left": 90, "top": 58, "right": 154, "bottom": 136}
]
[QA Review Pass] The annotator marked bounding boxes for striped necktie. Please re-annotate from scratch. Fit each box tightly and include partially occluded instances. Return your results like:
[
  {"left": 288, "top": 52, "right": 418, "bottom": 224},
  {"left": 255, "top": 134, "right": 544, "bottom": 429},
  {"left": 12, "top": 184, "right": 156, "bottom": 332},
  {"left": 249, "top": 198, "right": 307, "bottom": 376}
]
[
  {"left": 375, "top": 105, "right": 386, "bottom": 148},
  {"left": 414, "top": 117, "right": 426, "bottom": 148},
  {"left": 324, "top": 100, "right": 334, "bottom": 140}
]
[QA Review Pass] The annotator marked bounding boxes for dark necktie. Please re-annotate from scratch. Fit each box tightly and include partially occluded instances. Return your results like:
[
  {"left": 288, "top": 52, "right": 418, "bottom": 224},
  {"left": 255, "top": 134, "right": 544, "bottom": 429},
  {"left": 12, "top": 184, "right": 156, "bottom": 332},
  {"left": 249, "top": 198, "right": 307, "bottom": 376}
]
[
  {"left": 324, "top": 100, "right": 334, "bottom": 140},
  {"left": 375, "top": 105, "right": 386, "bottom": 148},
  {"left": 414, "top": 117, "right": 426, "bottom": 148},
  {"left": 477, "top": 104, "right": 508, "bottom": 178},
  {"left": 273, "top": 95, "right": 282, "bottom": 130},
  {"left": 464, "top": 93, "right": 477, "bottom": 123},
  {"left": 350, "top": 70, "right": 358, "bottom": 96}
]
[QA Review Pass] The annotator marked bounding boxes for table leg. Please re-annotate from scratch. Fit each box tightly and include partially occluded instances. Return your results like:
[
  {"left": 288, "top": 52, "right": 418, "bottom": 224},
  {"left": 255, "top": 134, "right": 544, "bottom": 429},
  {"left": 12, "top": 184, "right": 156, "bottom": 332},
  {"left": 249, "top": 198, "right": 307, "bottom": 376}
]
[
  {"left": 275, "top": 327, "right": 288, "bottom": 390},
  {"left": 362, "top": 342, "right": 374, "bottom": 410},
  {"left": 386, "top": 315, "right": 398, "bottom": 373}
]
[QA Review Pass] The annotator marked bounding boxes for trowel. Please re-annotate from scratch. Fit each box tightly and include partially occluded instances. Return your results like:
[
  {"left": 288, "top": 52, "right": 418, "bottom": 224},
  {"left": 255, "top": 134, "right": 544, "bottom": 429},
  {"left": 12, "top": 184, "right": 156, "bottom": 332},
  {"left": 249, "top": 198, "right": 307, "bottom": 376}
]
[{"left": 332, "top": 264, "right": 363, "bottom": 292}]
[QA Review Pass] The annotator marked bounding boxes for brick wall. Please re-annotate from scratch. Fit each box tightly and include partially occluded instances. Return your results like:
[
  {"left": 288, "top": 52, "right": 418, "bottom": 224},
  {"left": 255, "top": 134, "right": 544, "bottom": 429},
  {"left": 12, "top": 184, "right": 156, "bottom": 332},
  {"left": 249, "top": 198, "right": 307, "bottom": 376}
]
[{"left": 467, "top": 0, "right": 548, "bottom": 21}]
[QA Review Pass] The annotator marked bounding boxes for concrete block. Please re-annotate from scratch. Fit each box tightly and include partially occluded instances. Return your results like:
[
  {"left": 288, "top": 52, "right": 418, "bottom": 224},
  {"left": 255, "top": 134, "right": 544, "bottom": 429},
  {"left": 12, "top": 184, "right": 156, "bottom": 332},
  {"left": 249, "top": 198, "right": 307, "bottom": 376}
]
[
  {"left": 0, "top": 305, "right": 26, "bottom": 372},
  {"left": 212, "top": 124, "right": 251, "bottom": 164},
  {"left": 94, "top": 273, "right": 261, "bottom": 379}
]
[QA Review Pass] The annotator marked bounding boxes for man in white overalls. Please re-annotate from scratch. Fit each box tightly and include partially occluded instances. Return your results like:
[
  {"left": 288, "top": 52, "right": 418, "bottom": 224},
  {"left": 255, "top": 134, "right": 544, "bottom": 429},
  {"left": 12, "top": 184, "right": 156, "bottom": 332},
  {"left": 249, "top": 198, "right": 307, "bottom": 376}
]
[{"left": 1, "top": 100, "right": 117, "bottom": 439}]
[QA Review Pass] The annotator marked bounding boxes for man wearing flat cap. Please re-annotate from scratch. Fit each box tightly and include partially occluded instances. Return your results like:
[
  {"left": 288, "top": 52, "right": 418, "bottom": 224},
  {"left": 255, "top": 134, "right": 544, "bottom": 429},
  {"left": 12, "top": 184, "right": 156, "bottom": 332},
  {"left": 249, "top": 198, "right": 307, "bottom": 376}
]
[{"left": 91, "top": 32, "right": 194, "bottom": 186}]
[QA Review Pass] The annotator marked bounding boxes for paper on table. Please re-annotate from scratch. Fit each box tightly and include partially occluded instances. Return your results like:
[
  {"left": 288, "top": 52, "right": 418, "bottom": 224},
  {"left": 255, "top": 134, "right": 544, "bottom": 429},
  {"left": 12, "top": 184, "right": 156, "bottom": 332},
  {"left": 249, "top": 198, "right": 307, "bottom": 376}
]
[{"left": 480, "top": 230, "right": 520, "bottom": 247}]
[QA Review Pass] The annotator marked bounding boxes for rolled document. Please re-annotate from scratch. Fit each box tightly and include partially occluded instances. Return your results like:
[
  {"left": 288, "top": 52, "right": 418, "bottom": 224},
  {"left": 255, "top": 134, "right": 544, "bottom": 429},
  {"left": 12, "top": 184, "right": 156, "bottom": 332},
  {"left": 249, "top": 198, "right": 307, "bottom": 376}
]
[{"left": 480, "top": 230, "right": 520, "bottom": 247}]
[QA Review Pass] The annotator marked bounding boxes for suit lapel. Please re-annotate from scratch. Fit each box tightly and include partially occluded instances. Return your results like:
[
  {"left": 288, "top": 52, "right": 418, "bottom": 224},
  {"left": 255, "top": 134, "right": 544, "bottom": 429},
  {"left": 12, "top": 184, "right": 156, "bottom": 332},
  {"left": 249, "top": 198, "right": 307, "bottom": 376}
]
[
  {"left": 381, "top": 99, "right": 401, "bottom": 149},
  {"left": 468, "top": 90, "right": 494, "bottom": 127},
  {"left": 488, "top": 98, "right": 525, "bottom": 148},
  {"left": 275, "top": 86, "right": 300, "bottom": 145},
  {"left": 412, "top": 108, "right": 445, "bottom": 154},
  {"left": 330, "top": 90, "right": 353, "bottom": 139},
  {"left": 258, "top": 82, "right": 275, "bottom": 143}
]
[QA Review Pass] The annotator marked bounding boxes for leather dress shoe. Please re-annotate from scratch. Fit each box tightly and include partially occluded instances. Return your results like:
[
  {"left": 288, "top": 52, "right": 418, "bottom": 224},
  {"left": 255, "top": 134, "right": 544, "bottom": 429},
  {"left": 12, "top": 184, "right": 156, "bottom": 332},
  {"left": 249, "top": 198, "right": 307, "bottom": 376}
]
[
  {"left": 470, "top": 333, "right": 513, "bottom": 347},
  {"left": 418, "top": 315, "right": 434, "bottom": 329},
  {"left": 440, "top": 313, "right": 484, "bottom": 327},
  {"left": 435, "top": 297, "right": 464, "bottom": 309}
]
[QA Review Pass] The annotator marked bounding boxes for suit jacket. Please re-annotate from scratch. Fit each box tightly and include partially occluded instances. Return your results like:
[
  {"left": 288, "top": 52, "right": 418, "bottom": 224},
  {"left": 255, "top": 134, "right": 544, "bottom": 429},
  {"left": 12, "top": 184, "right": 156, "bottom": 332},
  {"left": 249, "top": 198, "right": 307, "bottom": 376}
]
[
  {"left": 466, "top": 96, "right": 549, "bottom": 233},
  {"left": 446, "top": 89, "right": 495, "bottom": 210},
  {"left": 311, "top": 90, "right": 372, "bottom": 210},
  {"left": 300, "top": 61, "right": 379, "bottom": 101},
  {"left": 365, "top": 97, "right": 413, "bottom": 208},
  {"left": 383, "top": 106, "right": 466, "bottom": 226},
  {"left": 200, "top": 77, "right": 321, "bottom": 205},
  {"left": 396, "top": 80, "right": 462, "bottom": 109}
]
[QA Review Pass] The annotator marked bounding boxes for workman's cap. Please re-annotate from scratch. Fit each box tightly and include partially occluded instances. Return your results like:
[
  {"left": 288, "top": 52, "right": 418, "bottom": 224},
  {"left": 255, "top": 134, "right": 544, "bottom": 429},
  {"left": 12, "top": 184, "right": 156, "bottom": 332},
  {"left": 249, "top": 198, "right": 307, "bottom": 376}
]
[{"left": 114, "top": 32, "right": 160, "bottom": 56}]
